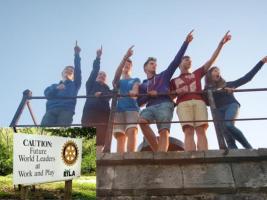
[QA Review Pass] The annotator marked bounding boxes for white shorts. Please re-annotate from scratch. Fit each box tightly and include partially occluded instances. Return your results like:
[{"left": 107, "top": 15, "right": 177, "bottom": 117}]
[
  {"left": 113, "top": 111, "right": 139, "bottom": 134},
  {"left": 177, "top": 99, "right": 208, "bottom": 129}
]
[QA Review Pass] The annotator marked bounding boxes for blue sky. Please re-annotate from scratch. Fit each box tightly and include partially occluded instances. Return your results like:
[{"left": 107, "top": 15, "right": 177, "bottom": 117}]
[{"left": 1, "top": 0, "right": 267, "bottom": 151}]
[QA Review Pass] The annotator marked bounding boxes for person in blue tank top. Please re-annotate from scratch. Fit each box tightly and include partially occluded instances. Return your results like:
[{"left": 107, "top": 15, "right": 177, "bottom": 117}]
[
  {"left": 112, "top": 46, "right": 140, "bottom": 153},
  {"left": 204, "top": 56, "right": 267, "bottom": 149}
]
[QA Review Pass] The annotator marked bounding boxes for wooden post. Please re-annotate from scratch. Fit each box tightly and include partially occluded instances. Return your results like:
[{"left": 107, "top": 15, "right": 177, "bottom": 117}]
[
  {"left": 207, "top": 89, "right": 227, "bottom": 150},
  {"left": 64, "top": 180, "right": 72, "bottom": 200},
  {"left": 20, "top": 185, "right": 29, "bottom": 200},
  {"left": 103, "top": 89, "right": 118, "bottom": 153}
]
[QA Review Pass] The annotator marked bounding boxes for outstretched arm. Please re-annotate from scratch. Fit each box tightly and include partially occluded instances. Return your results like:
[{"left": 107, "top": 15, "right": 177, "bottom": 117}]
[
  {"left": 227, "top": 56, "right": 267, "bottom": 88},
  {"left": 201, "top": 31, "right": 231, "bottom": 73},
  {"left": 112, "top": 45, "right": 134, "bottom": 88},
  {"left": 86, "top": 47, "right": 102, "bottom": 94},
  {"left": 74, "top": 42, "right": 82, "bottom": 90},
  {"left": 164, "top": 30, "right": 193, "bottom": 80}
]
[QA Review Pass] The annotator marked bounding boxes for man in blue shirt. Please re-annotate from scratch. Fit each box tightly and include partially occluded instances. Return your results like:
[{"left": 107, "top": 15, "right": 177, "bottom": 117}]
[{"left": 41, "top": 44, "right": 81, "bottom": 126}]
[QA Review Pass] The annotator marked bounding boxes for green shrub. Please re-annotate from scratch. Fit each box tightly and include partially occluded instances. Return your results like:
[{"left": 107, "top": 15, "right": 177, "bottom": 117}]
[{"left": 0, "top": 139, "right": 13, "bottom": 175}]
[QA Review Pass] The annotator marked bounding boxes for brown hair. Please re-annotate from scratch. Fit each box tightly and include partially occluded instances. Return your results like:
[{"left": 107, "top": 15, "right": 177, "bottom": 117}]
[
  {"left": 182, "top": 55, "right": 190, "bottom": 60},
  {"left": 204, "top": 66, "right": 226, "bottom": 90},
  {"left": 143, "top": 57, "right": 157, "bottom": 70}
]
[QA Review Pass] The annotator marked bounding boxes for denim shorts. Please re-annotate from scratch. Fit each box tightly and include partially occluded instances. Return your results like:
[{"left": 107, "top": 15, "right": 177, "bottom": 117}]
[{"left": 140, "top": 101, "right": 174, "bottom": 132}]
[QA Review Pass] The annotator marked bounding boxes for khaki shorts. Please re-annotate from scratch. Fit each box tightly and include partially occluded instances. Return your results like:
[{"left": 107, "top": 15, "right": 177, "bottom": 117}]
[
  {"left": 113, "top": 111, "right": 139, "bottom": 134},
  {"left": 177, "top": 99, "right": 208, "bottom": 129}
]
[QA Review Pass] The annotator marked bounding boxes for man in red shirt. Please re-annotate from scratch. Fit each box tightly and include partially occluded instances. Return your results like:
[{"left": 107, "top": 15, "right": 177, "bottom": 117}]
[{"left": 170, "top": 31, "right": 231, "bottom": 151}]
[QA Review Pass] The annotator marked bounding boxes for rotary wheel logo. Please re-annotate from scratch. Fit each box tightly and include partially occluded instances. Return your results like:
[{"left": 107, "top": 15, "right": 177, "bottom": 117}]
[{"left": 62, "top": 141, "right": 79, "bottom": 166}]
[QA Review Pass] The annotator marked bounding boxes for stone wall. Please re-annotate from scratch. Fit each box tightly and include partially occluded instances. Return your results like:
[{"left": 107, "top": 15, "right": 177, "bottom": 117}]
[{"left": 97, "top": 149, "right": 267, "bottom": 200}]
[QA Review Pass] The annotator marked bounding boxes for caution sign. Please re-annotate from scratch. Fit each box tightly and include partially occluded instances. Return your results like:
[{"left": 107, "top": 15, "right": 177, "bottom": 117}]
[{"left": 13, "top": 133, "right": 82, "bottom": 185}]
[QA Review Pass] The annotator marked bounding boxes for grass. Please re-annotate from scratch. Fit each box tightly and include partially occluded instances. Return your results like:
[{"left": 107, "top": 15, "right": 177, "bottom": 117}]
[{"left": 0, "top": 174, "right": 96, "bottom": 199}]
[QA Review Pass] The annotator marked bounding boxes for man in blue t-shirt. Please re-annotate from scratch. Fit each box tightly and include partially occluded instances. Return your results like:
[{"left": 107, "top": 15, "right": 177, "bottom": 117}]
[{"left": 113, "top": 46, "right": 140, "bottom": 153}]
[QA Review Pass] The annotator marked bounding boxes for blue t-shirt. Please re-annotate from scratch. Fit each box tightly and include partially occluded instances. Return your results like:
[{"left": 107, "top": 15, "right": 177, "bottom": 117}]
[{"left": 116, "top": 78, "right": 140, "bottom": 112}]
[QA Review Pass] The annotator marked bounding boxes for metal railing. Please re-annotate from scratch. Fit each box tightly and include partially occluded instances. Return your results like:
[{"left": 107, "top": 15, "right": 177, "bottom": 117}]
[{"left": 10, "top": 88, "right": 267, "bottom": 152}]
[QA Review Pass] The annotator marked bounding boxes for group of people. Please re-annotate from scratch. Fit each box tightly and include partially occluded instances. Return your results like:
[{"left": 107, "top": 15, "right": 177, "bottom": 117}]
[{"left": 41, "top": 31, "right": 267, "bottom": 153}]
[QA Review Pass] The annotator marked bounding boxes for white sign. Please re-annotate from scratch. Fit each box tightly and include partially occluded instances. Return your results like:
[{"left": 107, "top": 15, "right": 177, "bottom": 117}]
[{"left": 13, "top": 133, "right": 82, "bottom": 185}]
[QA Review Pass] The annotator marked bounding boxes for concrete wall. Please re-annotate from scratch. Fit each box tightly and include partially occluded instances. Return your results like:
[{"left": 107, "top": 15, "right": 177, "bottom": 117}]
[{"left": 97, "top": 149, "right": 267, "bottom": 200}]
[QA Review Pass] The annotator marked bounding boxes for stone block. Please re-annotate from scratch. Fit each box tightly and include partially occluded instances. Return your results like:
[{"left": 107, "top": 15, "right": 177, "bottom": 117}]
[
  {"left": 97, "top": 166, "right": 115, "bottom": 189},
  {"left": 182, "top": 163, "right": 235, "bottom": 194},
  {"left": 112, "top": 164, "right": 183, "bottom": 193},
  {"left": 232, "top": 161, "right": 267, "bottom": 190}
]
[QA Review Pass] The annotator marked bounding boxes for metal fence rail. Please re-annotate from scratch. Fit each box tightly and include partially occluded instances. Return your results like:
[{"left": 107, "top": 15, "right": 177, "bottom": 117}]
[{"left": 10, "top": 88, "right": 267, "bottom": 152}]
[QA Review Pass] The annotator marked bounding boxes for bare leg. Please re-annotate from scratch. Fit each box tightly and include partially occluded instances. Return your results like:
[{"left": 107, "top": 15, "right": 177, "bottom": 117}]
[
  {"left": 195, "top": 125, "right": 208, "bottom": 150},
  {"left": 126, "top": 127, "right": 138, "bottom": 152},
  {"left": 158, "top": 129, "right": 170, "bottom": 152},
  {"left": 139, "top": 118, "right": 158, "bottom": 152},
  {"left": 114, "top": 132, "right": 126, "bottom": 153},
  {"left": 183, "top": 125, "right": 196, "bottom": 151}
]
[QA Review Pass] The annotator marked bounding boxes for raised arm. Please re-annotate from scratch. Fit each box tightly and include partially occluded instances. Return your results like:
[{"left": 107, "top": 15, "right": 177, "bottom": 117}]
[
  {"left": 112, "top": 45, "right": 134, "bottom": 88},
  {"left": 163, "top": 30, "right": 193, "bottom": 80},
  {"left": 202, "top": 31, "right": 231, "bottom": 73},
  {"left": 74, "top": 42, "right": 82, "bottom": 90},
  {"left": 227, "top": 56, "right": 266, "bottom": 88},
  {"left": 86, "top": 47, "right": 102, "bottom": 94}
]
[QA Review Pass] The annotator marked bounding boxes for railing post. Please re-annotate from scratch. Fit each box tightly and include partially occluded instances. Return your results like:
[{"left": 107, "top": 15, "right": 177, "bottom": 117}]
[
  {"left": 10, "top": 89, "right": 32, "bottom": 128},
  {"left": 207, "top": 89, "right": 227, "bottom": 150},
  {"left": 103, "top": 89, "right": 118, "bottom": 153},
  {"left": 26, "top": 101, "right": 38, "bottom": 126}
]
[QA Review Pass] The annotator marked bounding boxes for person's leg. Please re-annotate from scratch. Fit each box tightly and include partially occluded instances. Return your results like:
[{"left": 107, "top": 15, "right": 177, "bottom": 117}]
[
  {"left": 139, "top": 107, "right": 158, "bottom": 152},
  {"left": 183, "top": 125, "right": 196, "bottom": 151},
  {"left": 93, "top": 111, "right": 110, "bottom": 153},
  {"left": 224, "top": 103, "right": 252, "bottom": 149},
  {"left": 216, "top": 108, "right": 237, "bottom": 149},
  {"left": 125, "top": 111, "right": 139, "bottom": 152},
  {"left": 139, "top": 118, "right": 158, "bottom": 152},
  {"left": 194, "top": 100, "right": 209, "bottom": 150},
  {"left": 223, "top": 129, "right": 238, "bottom": 149},
  {"left": 41, "top": 109, "right": 57, "bottom": 126},
  {"left": 113, "top": 112, "right": 126, "bottom": 153},
  {"left": 158, "top": 129, "right": 170, "bottom": 152},
  {"left": 126, "top": 127, "right": 138, "bottom": 152},
  {"left": 56, "top": 109, "right": 74, "bottom": 126},
  {"left": 114, "top": 132, "right": 126, "bottom": 153},
  {"left": 195, "top": 125, "right": 208, "bottom": 150},
  {"left": 96, "top": 124, "right": 105, "bottom": 153},
  {"left": 155, "top": 102, "right": 174, "bottom": 152},
  {"left": 177, "top": 101, "right": 195, "bottom": 151}
]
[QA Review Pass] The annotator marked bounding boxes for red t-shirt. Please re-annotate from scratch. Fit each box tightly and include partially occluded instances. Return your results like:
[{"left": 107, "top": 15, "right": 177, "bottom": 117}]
[{"left": 170, "top": 67, "right": 206, "bottom": 105}]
